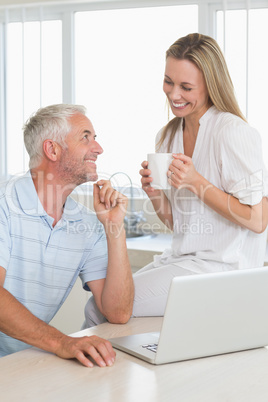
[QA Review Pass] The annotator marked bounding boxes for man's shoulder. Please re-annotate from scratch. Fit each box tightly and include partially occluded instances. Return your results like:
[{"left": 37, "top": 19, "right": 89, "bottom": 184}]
[
  {"left": 64, "top": 197, "right": 105, "bottom": 241},
  {"left": 0, "top": 178, "right": 10, "bottom": 207},
  {"left": 76, "top": 201, "right": 97, "bottom": 221},
  {"left": 67, "top": 196, "right": 99, "bottom": 223},
  {"left": 0, "top": 177, "right": 8, "bottom": 193},
  {"left": 0, "top": 172, "right": 31, "bottom": 200}
]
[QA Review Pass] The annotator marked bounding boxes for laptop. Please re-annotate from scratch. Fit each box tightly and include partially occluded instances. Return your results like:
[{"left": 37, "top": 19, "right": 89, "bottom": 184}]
[{"left": 110, "top": 267, "right": 268, "bottom": 365}]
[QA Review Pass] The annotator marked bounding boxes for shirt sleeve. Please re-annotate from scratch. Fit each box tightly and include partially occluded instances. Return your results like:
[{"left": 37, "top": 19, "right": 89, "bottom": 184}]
[
  {"left": 216, "top": 117, "right": 268, "bottom": 205},
  {"left": 79, "top": 229, "right": 108, "bottom": 291},
  {"left": 0, "top": 197, "right": 11, "bottom": 271}
]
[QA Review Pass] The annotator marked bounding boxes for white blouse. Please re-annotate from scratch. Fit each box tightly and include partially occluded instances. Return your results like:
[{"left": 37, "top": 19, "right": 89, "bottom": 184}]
[{"left": 154, "top": 106, "right": 268, "bottom": 272}]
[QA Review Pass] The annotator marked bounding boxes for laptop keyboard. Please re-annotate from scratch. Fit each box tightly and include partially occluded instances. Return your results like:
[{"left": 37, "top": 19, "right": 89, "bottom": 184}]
[{"left": 142, "top": 343, "right": 158, "bottom": 353}]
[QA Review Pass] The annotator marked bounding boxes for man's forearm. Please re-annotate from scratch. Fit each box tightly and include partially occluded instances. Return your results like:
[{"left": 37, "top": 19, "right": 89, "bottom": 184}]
[
  {"left": 0, "top": 286, "right": 67, "bottom": 353},
  {"left": 0, "top": 286, "right": 117, "bottom": 367},
  {"left": 101, "top": 224, "right": 134, "bottom": 323}
]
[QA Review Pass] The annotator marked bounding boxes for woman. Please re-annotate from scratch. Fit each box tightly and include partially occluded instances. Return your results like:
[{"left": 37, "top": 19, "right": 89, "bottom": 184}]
[
  {"left": 84, "top": 33, "right": 268, "bottom": 327},
  {"left": 132, "top": 33, "right": 268, "bottom": 317}
]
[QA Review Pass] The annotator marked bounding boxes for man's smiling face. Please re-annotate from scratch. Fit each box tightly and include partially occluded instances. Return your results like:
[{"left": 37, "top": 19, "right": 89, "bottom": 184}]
[{"left": 57, "top": 113, "right": 104, "bottom": 185}]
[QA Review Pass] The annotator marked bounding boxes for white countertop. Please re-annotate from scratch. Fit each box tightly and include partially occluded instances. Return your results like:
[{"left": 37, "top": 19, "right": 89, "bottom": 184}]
[
  {"left": 127, "top": 234, "right": 268, "bottom": 265},
  {"left": 126, "top": 233, "right": 172, "bottom": 252},
  {"left": 2, "top": 317, "right": 268, "bottom": 402}
]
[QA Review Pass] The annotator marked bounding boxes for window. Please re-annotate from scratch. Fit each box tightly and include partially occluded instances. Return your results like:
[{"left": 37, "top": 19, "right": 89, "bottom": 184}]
[
  {"left": 216, "top": 6, "right": 268, "bottom": 163},
  {"left": 0, "top": 0, "right": 268, "bottom": 181},
  {"left": 75, "top": 5, "right": 198, "bottom": 186},
  {"left": 4, "top": 16, "right": 62, "bottom": 175}
]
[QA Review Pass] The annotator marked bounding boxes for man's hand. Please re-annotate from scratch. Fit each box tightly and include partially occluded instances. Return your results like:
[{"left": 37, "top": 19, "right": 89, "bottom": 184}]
[
  {"left": 93, "top": 180, "right": 128, "bottom": 229},
  {"left": 55, "top": 334, "right": 116, "bottom": 368},
  {"left": 0, "top": 285, "right": 116, "bottom": 368}
]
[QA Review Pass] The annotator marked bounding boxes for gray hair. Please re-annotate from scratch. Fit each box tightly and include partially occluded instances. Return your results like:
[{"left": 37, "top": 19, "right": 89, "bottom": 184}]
[{"left": 23, "top": 104, "right": 87, "bottom": 169}]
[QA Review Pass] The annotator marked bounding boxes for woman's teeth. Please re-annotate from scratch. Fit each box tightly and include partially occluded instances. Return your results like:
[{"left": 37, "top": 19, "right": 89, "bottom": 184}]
[{"left": 172, "top": 101, "right": 188, "bottom": 107}]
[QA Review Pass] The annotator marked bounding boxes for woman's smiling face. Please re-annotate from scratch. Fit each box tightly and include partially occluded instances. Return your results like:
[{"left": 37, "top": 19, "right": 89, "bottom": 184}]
[{"left": 163, "top": 57, "right": 211, "bottom": 122}]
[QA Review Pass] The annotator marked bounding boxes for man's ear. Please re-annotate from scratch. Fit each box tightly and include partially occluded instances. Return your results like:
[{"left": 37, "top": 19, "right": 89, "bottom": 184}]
[{"left": 43, "top": 139, "right": 61, "bottom": 162}]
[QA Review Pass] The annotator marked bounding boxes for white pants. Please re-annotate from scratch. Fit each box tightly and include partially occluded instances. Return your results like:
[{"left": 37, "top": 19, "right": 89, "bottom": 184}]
[
  {"left": 83, "top": 261, "right": 198, "bottom": 328},
  {"left": 83, "top": 258, "right": 231, "bottom": 327}
]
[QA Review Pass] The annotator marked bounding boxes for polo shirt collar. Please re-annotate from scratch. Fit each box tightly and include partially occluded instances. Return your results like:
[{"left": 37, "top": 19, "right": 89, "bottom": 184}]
[
  {"left": 13, "top": 171, "right": 46, "bottom": 217},
  {"left": 62, "top": 196, "right": 83, "bottom": 223},
  {"left": 13, "top": 171, "right": 83, "bottom": 222}
]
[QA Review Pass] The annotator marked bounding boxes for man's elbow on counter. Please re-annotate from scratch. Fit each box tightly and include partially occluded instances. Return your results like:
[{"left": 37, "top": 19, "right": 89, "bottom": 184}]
[{"left": 107, "top": 310, "right": 132, "bottom": 325}]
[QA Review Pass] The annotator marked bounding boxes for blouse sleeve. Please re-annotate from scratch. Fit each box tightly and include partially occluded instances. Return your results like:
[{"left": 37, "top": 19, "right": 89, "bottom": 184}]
[{"left": 216, "top": 117, "right": 268, "bottom": 205}]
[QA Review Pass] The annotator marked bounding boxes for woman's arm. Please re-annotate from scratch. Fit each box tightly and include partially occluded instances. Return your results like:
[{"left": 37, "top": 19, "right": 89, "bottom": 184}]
[
  {"left": 140, "top": 161, "right": 173, "bottom": 230},
  {"left": 169, "top": 153, "right": 268, "bottom": 233}
]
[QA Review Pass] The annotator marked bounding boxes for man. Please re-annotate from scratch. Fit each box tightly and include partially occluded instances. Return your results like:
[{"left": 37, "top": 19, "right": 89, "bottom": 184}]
[{"left": 0, "top": 104, "right": 134, "bottom": 367}]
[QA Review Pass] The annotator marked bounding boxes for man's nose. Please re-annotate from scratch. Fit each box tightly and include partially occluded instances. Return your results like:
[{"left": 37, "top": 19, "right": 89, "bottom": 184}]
[{"left": 93, "top": 140, "right": 104, "bottom": 155}]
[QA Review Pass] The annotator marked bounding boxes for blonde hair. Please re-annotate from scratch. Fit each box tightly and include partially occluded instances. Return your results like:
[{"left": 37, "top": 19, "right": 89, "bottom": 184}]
[{"left": 158, "top": 33, "right": 246, "bottom": 151}]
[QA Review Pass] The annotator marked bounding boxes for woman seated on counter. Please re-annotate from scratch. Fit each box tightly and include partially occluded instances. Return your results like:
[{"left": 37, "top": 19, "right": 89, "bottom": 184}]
[{"left": 84, "top": 32, "right": 268, "bottom": 326}]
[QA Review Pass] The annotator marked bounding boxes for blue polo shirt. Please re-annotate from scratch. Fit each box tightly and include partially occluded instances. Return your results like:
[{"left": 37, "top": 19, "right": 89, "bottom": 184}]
[{"left": 0, "top": 172, "right": 108, "bottom": 356}]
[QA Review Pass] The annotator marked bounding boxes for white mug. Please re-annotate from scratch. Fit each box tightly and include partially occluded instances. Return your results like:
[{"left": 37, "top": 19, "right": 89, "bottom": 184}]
[{"left": 147, "top": 153, "right": 173, "bottom": 190}]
